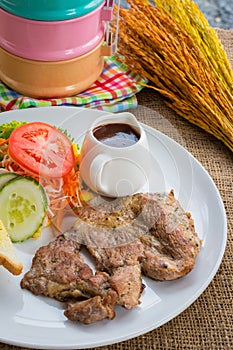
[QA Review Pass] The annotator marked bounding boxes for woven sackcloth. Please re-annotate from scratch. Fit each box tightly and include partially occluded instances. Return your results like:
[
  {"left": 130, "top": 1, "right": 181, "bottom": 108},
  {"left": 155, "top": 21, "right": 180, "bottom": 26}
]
[
  {"left": 0, "top": 56, "right": 147, "bottom": 113},
  {"left": 0, "top": 29, "right": 232, "bottom": 350}
]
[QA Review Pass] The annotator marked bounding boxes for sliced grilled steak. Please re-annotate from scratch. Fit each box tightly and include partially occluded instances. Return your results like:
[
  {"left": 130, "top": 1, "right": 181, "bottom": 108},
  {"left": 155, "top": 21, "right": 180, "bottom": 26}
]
[
  {"left": 73, "top": 190, "right": 201, "bottom": 282},
  {"left": 138, "top": 191, "right": 201, "bottom": 280},
  {"left": 70, "top": 201, "right": 145, "bottom": 309},
  {"left": 64, "top": 289, "right": 117, "bottom": 324},
  {"left": 20, "top": 235, "right": 118, "bottom": 324},
  {"left": 87, "top": 242, "right": 144, "bottom": 309},
  {"left": 109, "top": 264, "right": 144, "bottom": 309},
  {"left": 21, "top": 190, "right": 201, "bottom": 324},
  {"left": 21, "top": 235, "right": 86, "bottom": 300},
  {"left": 65, "top": 196, "right": 147, "bottom": 309}
]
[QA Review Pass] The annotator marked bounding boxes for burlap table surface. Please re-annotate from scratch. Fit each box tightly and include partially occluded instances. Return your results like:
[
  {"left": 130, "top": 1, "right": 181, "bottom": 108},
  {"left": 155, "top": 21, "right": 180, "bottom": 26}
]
[{"left": 1, "top": 29, "right": 232, "bottom": 350}]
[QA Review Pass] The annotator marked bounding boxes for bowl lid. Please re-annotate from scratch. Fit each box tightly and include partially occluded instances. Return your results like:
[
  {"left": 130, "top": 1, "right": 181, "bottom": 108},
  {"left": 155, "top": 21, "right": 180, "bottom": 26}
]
[{"left": 0, "top": 0, "right": 104, "bottom": 20}]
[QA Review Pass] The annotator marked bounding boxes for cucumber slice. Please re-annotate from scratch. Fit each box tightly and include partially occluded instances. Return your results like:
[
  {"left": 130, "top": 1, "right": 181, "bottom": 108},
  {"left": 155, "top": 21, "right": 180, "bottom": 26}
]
[
  {"left": 0, "top": 172, "right": 19, "bottom": 189},
  {"left": 0, "top": 176, "right": 48, "bottom": 242}
]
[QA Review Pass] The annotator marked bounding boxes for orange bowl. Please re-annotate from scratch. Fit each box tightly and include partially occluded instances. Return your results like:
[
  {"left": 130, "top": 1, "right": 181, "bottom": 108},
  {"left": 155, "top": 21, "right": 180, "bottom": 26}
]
[{"left": 0, "top": 41, "right": 105, "bottom": 98}]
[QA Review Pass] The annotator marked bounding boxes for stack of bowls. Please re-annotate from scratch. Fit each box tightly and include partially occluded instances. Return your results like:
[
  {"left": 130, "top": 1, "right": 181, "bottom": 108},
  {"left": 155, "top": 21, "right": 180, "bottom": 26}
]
[{"left": 0, "top": 0, "right": 114, "bottom": 98}]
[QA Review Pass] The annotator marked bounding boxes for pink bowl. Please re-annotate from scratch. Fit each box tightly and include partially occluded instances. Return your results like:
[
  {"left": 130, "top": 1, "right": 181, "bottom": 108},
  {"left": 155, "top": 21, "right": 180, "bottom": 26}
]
[{"left": 0, "top": 3, "right": 111, "bottom": 61}]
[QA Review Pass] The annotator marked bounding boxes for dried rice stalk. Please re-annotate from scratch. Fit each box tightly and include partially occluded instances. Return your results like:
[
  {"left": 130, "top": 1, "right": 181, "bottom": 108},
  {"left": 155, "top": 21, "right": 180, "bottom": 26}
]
[
  {"left": 155, "top": 0, "right": 233, "bottom": 95},
  {"left": 115, "top": 0, "right": 233, "bottom": 151}
]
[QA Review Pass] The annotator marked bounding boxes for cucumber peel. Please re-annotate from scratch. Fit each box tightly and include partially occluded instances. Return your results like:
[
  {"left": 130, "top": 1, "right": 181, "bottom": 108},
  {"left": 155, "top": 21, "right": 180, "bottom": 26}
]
[
  {"left": 0, "top": 172, "right": 19, "bottom": 190},
  {"left": 0, "top": 176, "right": 48, "bottom": 242}
]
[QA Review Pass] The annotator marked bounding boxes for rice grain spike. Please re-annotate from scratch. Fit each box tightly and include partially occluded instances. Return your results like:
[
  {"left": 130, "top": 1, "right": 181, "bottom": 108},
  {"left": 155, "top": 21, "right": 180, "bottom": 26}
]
[
  {"left": 114, "top": 1, "right": 233, "bottom": 151},
  {"left": 155, "top": 0, "right": 233, "bottom": 95}
]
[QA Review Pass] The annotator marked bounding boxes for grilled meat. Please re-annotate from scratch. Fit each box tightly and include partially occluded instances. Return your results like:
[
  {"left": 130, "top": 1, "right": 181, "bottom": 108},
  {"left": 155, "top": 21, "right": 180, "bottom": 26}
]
[
  {"left": 21, "top": 190, "right": 201, "bottom": 324},
  {"left": 21, "top": 235, "right": 118, "bottom": 324},
  {"left": 20, "top": 235, "right": 115, "bottom": 301},
  {"left": 69, "top": 202, "right": 145, "bottom": 309},
  {"left": 138, "top": 191, "right": 201, "bottom": 280},
  {"left": 64, "top": 289, "right": 117, "bottom": 324},
  {"left": 86, "top": 241, "right": 144, "bottom": 309},
  {"left": 73, "top": 190, "right": 201, "bottom": 281},
  {"left": 64, "top": 196, "right": 147, "bottom": 309},
  {"left": 109, "top": 263, "right": 144, "bottom": 309}
]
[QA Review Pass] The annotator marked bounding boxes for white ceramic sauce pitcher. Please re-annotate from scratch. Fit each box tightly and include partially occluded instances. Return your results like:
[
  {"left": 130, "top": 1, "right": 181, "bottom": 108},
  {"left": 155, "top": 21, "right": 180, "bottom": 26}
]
[{"left": 79, "top": 112, "right": 151, "bottom": 197}]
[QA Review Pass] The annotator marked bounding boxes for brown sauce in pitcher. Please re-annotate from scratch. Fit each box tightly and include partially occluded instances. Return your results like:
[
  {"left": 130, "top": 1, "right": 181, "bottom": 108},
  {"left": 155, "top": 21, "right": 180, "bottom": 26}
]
[{"left": 93, "top": 123, "right": 140, "bottom": 148}]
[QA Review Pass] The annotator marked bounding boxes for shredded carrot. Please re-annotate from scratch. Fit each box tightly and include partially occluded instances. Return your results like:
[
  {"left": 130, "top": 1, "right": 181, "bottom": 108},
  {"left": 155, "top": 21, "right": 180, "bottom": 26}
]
[
  {"left": 0, "top": 138, "right": 9, "bottom": 146},
  {"left": 0, "top": 140, "right": 93, "bottom": 233}
]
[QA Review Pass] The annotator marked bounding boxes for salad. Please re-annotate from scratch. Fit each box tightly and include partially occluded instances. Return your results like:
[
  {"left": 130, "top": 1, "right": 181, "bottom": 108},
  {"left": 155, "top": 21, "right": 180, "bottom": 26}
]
[{"left": 0, "top": 120, "right": 93, "bottom": 242}]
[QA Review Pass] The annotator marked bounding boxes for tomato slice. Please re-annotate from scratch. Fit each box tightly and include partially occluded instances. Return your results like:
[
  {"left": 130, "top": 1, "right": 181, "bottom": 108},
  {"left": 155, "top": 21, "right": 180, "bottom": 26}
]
[{"left": 8, "top": 122, "right": 75, "bottom": 178}]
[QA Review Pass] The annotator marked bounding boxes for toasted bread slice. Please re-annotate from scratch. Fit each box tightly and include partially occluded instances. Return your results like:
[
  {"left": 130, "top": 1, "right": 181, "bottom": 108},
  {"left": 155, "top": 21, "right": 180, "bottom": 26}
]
[{"left": 0, "top": 219, "right": 23, "bottom": 275}]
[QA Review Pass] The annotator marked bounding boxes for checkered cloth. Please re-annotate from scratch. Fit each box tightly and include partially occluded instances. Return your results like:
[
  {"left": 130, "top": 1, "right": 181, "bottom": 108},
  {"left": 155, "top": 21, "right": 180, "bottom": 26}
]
[{"left": 0, "top": 56, "right": 147, "bottom": 113}]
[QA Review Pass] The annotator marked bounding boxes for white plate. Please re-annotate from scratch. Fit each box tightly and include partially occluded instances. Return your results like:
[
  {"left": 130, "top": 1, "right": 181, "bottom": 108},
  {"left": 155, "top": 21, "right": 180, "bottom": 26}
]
[{"left": 0, "top": 107, "right": 227, "bottom": 349}]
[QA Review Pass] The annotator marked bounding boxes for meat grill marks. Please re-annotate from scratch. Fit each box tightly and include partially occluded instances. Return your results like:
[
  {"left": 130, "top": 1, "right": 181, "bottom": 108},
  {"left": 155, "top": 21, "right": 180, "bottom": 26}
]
[
  {"left": 87, "top": 243, "right": 144, "bottom": 309},
  {"left": 73, "top": 190, "right": 201, "bottom": 282},
  {"left": 71, "top": 198, "right": 146, "bottom": 310},
  {"left": 65, "top": 289, "right": 117, "bottom": 325},
  {"left": 138, "top": 191, "right": 201, "bottom": 280},
  {"left": 66, "top": 196, "right": 147, "bottom": 309},
  {"left": 20, "top": 235, "right": 117, "bottom": 324},
  {"left": 21, "top": 190, "right": 201, "bottom": 324}
]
